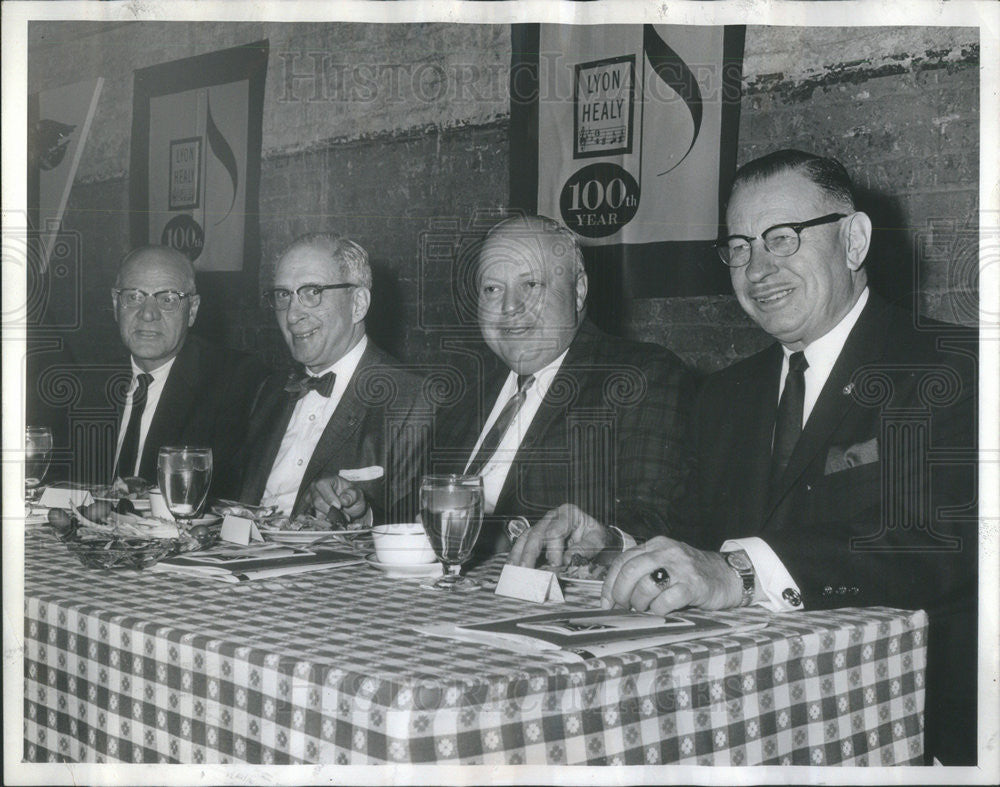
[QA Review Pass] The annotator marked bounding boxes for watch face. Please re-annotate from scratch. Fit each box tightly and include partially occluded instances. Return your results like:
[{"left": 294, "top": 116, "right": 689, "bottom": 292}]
[{"left": 726, "top": 552, "right": 752, "bottom": 572}]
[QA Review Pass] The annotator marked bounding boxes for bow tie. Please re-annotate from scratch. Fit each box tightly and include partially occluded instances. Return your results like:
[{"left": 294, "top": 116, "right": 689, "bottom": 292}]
[{"left": 284, "top": 371, "right": 336, "bottom": 398}]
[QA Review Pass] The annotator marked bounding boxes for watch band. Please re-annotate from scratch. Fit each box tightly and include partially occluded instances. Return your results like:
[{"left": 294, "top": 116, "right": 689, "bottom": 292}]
[{"left": 725, "top": 550, "right": 756, "bottom": 607}]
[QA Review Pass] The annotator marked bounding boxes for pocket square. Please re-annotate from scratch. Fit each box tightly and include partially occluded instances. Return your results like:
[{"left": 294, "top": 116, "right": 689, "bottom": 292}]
[{"left": 825, "top": 438, "right": 879, "bottom": 474}]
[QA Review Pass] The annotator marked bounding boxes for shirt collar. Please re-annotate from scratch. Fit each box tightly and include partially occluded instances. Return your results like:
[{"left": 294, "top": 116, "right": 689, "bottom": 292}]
[
  {"left": 782, "top": 286, "right": 869, "bottom": 370},
  {"left": 502, "top": 348, "right": 570, "bottom": 397},
  {"left": 130, "top": 354, "right": 176, "bottom": 383},
  {"left": 307, "top": 334, "right": 368, "bottom": 379}
]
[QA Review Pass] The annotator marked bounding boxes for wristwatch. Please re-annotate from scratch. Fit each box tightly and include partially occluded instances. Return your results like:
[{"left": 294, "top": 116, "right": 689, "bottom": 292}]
[{"left": 724, "top": 550, "right": 756, "bottom": 607}]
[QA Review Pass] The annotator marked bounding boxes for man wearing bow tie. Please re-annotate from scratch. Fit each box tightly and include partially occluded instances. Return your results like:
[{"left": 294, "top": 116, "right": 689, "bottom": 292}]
[{"left": 237, "top": 233, "right": 430, "bottom": 524}]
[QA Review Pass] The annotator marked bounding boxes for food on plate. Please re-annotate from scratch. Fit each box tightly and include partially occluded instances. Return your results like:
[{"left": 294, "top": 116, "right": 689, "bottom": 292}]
[
  {"left": 265, "top": 512, "right": 368, "bottom": 532},
  {"left": 81, "top": 500, "right": 114, "bottom": 522},
  {"left": 211, "top": 500, "right": 278, "bottom": 520},
  {"left": 542, "top": 553, "right": 609, "bottom": 582},
  {"left": 109, "top": 476, "right": 154, "bottom": 498},
  {"left": 46, "top": 508, "right": 74, "bottom": 536}
]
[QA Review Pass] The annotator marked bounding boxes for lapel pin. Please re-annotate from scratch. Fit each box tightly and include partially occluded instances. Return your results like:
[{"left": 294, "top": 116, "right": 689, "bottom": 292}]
[{"left": 842, "top": 383, "right": 855, "bottom": 396}]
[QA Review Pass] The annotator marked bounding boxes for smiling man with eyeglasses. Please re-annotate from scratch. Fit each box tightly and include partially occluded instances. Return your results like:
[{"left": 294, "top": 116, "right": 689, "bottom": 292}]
[
  {"left": 108, "top": 246, "right": 266, "bottom": 493},
  {"left": 236, "top": 232, "right": 431, "bottom": 526},
  {"left": 596, "top": 149, "right": 978, "bottom": 765}
]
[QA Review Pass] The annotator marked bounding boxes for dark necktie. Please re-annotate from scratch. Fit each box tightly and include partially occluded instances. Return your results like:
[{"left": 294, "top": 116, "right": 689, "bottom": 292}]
[
  {"left": 115, "top": 372, "right": 153, "bottom": 480},
  {"left": 468, "top": 374, "right": 535, "bottom": 474},
  {"left": 769, "top": 351, "right": 809, "bottom": 490},
  {"left": 284, "top": 371, "right": 336, "bottom": 399}
]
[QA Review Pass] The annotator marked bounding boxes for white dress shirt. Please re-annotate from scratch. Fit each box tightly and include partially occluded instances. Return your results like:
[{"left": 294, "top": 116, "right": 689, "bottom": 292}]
[
  {"left": 464, "top": 350, "right": 569, "bottom": 514},
  {"left": 261, "top": 335, "right": 368, "bottom": 515},
  {"left": 113, "top": 356, "right": 176, "bottom": 477},
  {"left": 722, "top": 287, "right": 870, "bottom": 611}
]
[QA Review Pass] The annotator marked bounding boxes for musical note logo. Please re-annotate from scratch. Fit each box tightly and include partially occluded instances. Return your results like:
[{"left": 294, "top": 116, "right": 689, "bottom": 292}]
[{"left": 643, "top": 25, "right": 702, "bottom": 176}]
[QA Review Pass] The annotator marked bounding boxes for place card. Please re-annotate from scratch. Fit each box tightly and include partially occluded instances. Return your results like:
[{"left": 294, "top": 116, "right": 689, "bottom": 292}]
[
  {"left": 494, "top": 564, "right": 565, "bottom": 604},
  {"left": 39, "top": 487, "right": 93, "bottom": 510},
  {"left": 220, "top": 515, "right": 264, "bottom": 545}
]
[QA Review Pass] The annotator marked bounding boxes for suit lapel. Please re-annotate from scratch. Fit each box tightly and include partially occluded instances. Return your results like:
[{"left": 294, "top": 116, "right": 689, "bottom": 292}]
[
  {"left": 240, "top": 379, "right": 298, "bottom": 504},
  {"left": 764, "top": 296, "right": 890, "bottom": 520},
  {"left": 290, "top": 350, "right": 371, "bottom": 513},
  {"left": 137, "top": 340, "right": 201, "bottom": 481},
  {"left": 492, "top": 324, "right": 594, "bottom": 513},
  {"left": 732, "top": 346, "right": 783, "bottom": 529}
]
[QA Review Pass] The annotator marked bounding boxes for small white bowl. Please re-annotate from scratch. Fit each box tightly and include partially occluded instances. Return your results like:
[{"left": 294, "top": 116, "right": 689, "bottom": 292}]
[
  {"left": 149, "top": 489, "right": 174, "bottom": 521},
  {"left": 371, "top": 523, "right": 436, "bottom": 565}
]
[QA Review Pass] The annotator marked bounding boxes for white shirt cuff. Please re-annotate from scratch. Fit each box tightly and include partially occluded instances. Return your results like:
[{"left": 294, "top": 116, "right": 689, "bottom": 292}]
[{"left": 721, "top": 536, "right": 803, "bottom": 612}]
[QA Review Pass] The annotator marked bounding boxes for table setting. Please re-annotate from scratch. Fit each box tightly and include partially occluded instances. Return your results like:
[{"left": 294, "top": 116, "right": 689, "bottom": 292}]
[{"left": 19, "top": 455, "right": 929, "bottom": 766}]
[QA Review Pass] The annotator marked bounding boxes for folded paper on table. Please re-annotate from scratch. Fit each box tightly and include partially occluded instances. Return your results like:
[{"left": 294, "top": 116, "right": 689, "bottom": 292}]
[
  {"left": 149, "top": 543, "right": 364, "bottom": 582},
  {"left": 220, "top": 514, "right": 265, "bottom": 544},
  {"left": 495, "top": 563, "right": 565, "bottom": 603},
  {"left": 418, "top": 609, "right": 769, "bottom": 662},
  {"left": 39, "top": 487, "right": 93, "bottom": 509}
]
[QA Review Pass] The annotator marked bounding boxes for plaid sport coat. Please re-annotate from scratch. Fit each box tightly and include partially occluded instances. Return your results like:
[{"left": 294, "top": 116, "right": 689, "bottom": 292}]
[{"left": 435, "top": 320, "right": 697, "bottom": 542}]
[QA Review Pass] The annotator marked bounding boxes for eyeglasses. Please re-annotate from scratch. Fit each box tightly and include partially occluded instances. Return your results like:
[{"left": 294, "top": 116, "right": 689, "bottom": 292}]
[
  {"left": 715, "top": 213, "right": 847, "bottom": 268},
  {"left": 261, "top": 283, "right": 355, "bottom": 310},
  {"left": 113, "top": 288, "right": 193, "bottom": 312}
]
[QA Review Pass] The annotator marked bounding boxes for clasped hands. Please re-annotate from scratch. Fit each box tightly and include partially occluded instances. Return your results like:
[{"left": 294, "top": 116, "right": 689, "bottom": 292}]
[
  {"left": 300, "top": 475, "right": 371, "bottom": 526},
  {"left": 508, "top": 503, "right": 743, "bottom": 613}
]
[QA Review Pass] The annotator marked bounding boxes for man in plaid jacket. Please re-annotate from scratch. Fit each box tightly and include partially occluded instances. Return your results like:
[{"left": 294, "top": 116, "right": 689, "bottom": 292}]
[{"left": 435, "top": 215, "right": 696, "bottom": 555}]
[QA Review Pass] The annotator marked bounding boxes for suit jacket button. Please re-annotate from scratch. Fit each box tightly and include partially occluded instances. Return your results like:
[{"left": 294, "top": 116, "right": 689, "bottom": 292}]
[{"left": 782, "top": 588, "right": 802, "bottom": 607}]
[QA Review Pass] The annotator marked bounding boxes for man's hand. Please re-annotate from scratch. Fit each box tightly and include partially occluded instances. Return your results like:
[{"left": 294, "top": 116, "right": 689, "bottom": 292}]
[
  {"left": 600, "top": 536, "right": 742, "bottom": 614},
  {"left": 508, "top": 503, "right": 610, "bottom": 568},
  {"left": 302, "top": 475, "right": 369, "bottom": 524}
]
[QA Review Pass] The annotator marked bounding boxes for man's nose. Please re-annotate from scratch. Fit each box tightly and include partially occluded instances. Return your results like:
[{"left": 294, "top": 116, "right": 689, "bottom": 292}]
[
  {"left": 500, "top": 287, "right": 524, "bottom": 315},
  {"left": 742, "top": 242, "right": 780, "bottom": 283},
  {"left": 137, "top": 297, "right": 162, "bottom": 321}
]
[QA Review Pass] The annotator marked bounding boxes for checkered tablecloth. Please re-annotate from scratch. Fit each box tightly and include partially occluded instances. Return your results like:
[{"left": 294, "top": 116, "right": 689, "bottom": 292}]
[{"left": 22, "top": 528, "right": 926, "bottom": 765}]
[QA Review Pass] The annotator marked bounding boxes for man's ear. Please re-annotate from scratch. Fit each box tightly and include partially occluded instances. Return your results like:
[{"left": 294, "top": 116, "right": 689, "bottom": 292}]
[
  {"left": 575, "top": 269, "right": 589, "bottom": 314},
  {"left": 111, "top": 290, "right": 120, "bottom": 323},
  {"left": 843, "top": 211, "right": 872, "bottom": 271},
  {"left": 352, "top": 286, "right": 371, "bottom": 324},
  {"left": 187, "top": 294, "right": 201, "bottom": 327}
]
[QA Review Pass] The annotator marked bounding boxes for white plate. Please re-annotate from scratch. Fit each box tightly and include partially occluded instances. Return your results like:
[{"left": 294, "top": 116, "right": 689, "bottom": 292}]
[
  {"left": 365, "top": 553, "right": 442, "bottom": 579},
  {"left": 559, "top": 575, "right": 604, "bottom": 588},
  {"left": 258, "top": 528, "right": 370, "bottom": 545}
]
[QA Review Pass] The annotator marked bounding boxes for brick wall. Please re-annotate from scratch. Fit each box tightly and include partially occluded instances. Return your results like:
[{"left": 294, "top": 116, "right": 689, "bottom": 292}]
[{"left": 27, "top": 23, "right": 980, "bottom": 389}]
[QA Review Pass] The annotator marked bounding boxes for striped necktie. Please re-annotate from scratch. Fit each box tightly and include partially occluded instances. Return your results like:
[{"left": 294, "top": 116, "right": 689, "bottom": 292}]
[{"left": 468, "top": 374, "right": 535, "bottom": 474}]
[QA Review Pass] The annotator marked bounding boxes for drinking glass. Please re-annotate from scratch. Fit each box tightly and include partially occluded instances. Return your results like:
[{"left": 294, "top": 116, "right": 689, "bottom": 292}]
[
  {"left": 157, "top": 446, "right": 212, "bottom": 524},
  {"left": 419, "top": 474, "right": 484, "bottom": 591},
  {"left": 25, "top": 426, "right": 53, "bottom": 499}
]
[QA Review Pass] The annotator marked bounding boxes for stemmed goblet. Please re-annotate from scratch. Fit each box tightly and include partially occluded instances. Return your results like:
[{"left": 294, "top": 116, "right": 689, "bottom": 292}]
[{"left": 419, "top": 474, "right": 484, "bottom": 591}]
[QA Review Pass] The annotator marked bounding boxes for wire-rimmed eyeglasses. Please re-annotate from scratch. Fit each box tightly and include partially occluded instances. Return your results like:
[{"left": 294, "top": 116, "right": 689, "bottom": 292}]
[
  {"left": 113, "top": 288, "right": 194, "bottom": 312},
  {"left": 261, "top": 283, "right": 356, "bottom": 310},
  {"left": 715, "top": 213, "right": 847, "bottom": 268}
]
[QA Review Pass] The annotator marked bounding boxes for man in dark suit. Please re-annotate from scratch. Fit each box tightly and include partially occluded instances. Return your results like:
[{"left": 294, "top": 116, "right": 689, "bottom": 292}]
[
  {"left": 238, "top": 233, "right": 429, "bottom": 524},
  {"left": 109, "top": 246, "right": 266, "bottom": 496},
  {"left": 591, "top": 150, "right": 976, "bottom": 765},
  {"left": 438, "top": 215, "right": 695, "bottom": 555}
]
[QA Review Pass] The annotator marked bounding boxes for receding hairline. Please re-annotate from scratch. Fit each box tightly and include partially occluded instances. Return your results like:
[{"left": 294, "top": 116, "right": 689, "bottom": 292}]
[
  {"left": 276, "top": 232, "right": 373, "bottom": 289},
  {"left": 479, "top": 215, "right": 586, "bottom": 279},
  {"left": 116, "top": 246, "right": 197, "bottom": 291}
]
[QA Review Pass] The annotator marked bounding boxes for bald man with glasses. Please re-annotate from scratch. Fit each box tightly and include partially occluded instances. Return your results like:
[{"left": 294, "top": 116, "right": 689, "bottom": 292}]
[
  {"left": 236, "top": 232, "right": 431, "bottom": 525},
  {"left": 107, "top": 245, "right": 267, "bottom": 495}
]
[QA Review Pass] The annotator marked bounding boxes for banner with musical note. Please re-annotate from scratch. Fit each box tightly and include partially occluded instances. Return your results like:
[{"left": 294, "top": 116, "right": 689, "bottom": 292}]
[
  {"left": 512, "top": 25, "right": 744, "bottom": 296},
  {"left": 130, "top": 42, "right": 268, "bottom": 275}
]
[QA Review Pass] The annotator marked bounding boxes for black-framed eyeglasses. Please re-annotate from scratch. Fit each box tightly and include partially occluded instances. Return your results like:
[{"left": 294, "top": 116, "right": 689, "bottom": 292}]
[
  {"left": 715, "top": 213, "right": 848, "bottom": 268},
  {"left": 113, "top": 288, "right": 193, "bottom": 312},
  {"left": 261, "top": 283, "right": 355, "bottom": 310}
]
